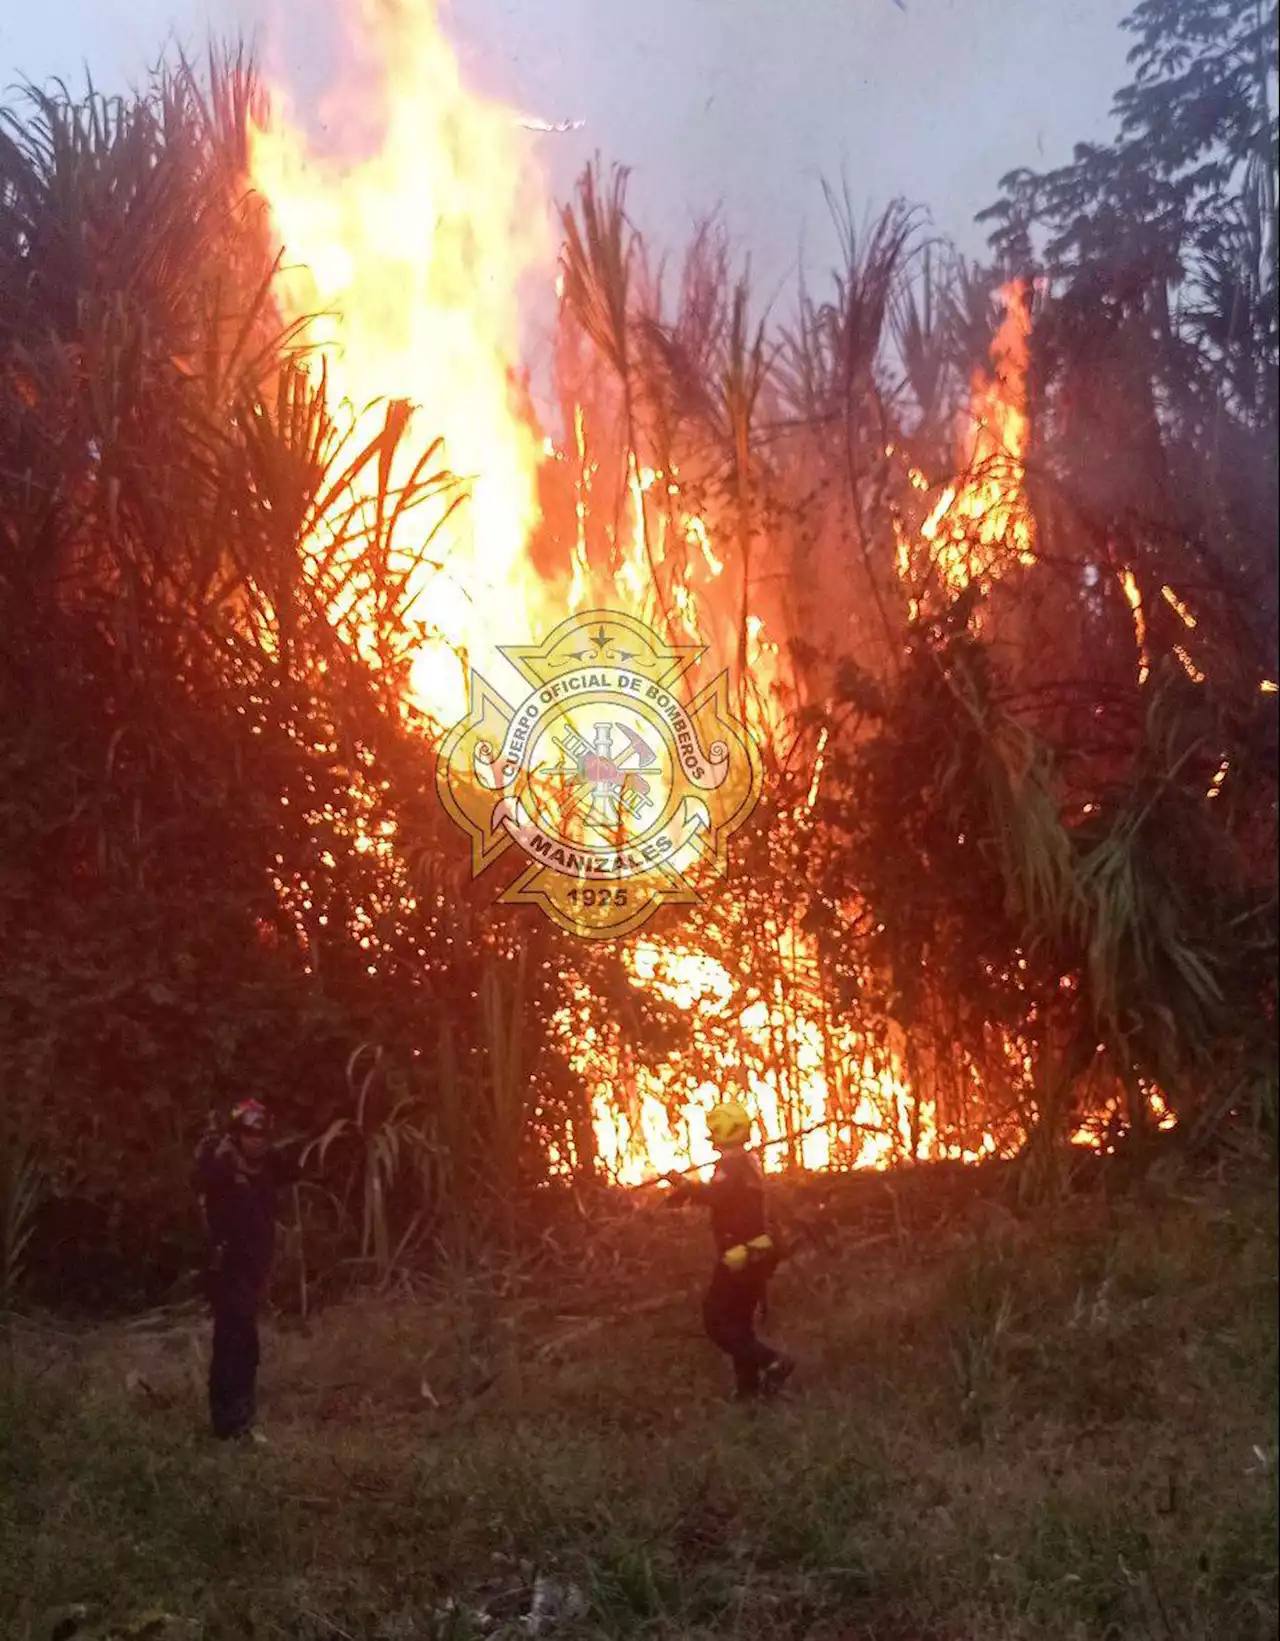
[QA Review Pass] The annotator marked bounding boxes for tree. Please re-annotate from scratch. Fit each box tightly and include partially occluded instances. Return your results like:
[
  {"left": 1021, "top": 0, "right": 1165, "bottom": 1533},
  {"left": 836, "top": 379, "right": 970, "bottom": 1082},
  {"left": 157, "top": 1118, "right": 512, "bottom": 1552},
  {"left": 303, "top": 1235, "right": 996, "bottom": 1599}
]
[{"left": 0, "top": 59, "right": 662, "bottom": 1303}]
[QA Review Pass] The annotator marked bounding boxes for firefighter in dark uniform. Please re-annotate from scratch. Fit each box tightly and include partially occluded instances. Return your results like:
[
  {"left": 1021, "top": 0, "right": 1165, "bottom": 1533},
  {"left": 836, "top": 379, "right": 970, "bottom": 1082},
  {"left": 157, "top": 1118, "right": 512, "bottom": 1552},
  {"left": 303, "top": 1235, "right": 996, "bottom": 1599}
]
[
  {"left": 666, "top": 1101, "right": 796, "bottom": 1401},
  {"left": 193, "top": 1098, "right": 302, "bottom": 1441}
]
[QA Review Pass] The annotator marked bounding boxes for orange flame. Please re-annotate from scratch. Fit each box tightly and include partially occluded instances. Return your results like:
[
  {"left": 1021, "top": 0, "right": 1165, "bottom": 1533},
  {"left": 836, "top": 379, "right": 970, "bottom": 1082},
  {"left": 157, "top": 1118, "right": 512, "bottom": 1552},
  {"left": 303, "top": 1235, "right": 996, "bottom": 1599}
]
[
  {"left": 1120, "top": 568, "right": 1149, "bottom": 684},
  {"left": 246, "top": 0, "right": 552, "bottom": 723},
  {"left": 246, "top": 19, "right": 1158, "bottom": 1181},
  {"left": 900, "top": 281, "right": 1036, "bottom": 605},
  {"left": 573, "top": 939, "right": 965, "bottom": 1185}
]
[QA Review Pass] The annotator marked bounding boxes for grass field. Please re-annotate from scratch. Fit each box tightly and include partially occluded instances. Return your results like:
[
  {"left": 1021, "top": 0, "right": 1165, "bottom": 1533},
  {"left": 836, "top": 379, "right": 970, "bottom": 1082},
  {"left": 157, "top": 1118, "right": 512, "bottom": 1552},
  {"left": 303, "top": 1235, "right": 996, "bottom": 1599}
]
[{"left": 1, "top": 1149, "right": 1276, "bottom": 1640}]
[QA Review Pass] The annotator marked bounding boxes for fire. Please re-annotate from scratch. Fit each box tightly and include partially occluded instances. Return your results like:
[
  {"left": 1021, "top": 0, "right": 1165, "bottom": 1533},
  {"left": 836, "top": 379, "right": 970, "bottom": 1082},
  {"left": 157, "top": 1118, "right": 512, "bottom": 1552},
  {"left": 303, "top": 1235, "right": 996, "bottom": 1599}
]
[
  {"left": 563, "top": 446, "right": 785, "bottom": 742},
  {"left": 578, "top": 939, "right": 949, "bottom": 1185},
  {"left": 900, "top": 281, "right": 1036, "bottom": 605},
  {"left": 245, "top": 0, "right": 552, "bottom": 724},
  {"left": 244, "top": 10, "right": 1162, "bottom": 1185},
  {"left": 1161, "top": 584, "right": 1197, "bottom": 629},
  {"left": 246, "top": 2, "right": 801, "bottom": 1181},
  {"left": 1117, "top": 574, "right": 1210, "bottom": 687},
  {"left": 1120, "top": 567, "right": 1149, "bottom": 684}
]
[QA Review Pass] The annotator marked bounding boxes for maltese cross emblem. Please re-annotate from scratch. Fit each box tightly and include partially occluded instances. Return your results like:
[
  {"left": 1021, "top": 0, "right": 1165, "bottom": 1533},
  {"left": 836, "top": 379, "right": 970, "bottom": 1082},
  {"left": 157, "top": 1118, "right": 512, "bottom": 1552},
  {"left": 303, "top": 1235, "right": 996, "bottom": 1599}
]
[{"left": 436, "top": 608, "right": 764, "bottom": 938}]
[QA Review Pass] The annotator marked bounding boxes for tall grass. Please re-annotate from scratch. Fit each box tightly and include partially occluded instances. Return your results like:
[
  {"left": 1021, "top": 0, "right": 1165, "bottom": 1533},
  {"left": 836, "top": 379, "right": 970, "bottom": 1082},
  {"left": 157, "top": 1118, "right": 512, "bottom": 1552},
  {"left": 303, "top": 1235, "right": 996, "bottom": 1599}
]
[
  {"left": 0, "top": 1157, "right": 1274, "bottom": 1640},
  {"left": 301, "top": 1043, "right": 435, "bottom": 1289},
  {"left": 0, "top": 1129, "right": 42, "bottom": 1315}
]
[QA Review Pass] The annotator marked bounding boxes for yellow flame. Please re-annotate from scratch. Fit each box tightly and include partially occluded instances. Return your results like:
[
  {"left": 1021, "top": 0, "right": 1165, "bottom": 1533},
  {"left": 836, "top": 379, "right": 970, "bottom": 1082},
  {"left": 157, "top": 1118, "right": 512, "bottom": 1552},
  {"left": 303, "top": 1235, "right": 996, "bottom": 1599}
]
[
  {"left": 903, "top": 282, "right": 1036, "bottom": 603},
  {"left": 803, "top": 726, "right": 830, "bottom": 815},
  {"left": 246, "top": 0, "right": 552, "bottom": 725},
  {"left": 248, "top": 27, "right": 1135, "bottom": 1184},
  {"left": 1160, "top": 584, "right": 1197, "bottom": 629},
  {"left": 577, "top": 939, "right": 940, "bottom": 1183},
  {"left": 1174, "top": 644, "right": 1205, "bottom": 685},
  {"left": 1119, "top": 569, "right": 1149, "bottom": 684}
]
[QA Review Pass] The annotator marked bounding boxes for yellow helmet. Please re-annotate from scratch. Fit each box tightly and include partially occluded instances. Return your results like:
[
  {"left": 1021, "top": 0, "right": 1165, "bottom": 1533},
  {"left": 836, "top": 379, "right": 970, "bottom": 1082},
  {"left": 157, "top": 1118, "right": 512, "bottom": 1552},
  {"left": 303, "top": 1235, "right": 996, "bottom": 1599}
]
[{"left": 706, "top": 1101, "right": 752, "bottom": 1147}]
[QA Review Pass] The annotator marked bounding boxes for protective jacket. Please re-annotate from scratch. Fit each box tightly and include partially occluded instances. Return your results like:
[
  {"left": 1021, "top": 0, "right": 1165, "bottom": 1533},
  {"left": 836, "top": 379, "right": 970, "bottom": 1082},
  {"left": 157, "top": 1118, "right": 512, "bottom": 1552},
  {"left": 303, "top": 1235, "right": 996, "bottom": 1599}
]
[
  {"left": 680, "top": 1147, "right": 776, "bottom": 1263},
  {"left": 193, "top": 1134, "right": 301, "bottom": 1282}
]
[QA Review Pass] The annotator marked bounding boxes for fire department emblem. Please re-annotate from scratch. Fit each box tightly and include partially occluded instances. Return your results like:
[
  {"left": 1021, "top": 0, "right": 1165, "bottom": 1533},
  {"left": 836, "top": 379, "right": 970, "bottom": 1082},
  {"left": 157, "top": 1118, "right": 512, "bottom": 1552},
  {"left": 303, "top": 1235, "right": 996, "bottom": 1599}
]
[{"left": 436, "top": 608, "right": 764, "bottom": 938}]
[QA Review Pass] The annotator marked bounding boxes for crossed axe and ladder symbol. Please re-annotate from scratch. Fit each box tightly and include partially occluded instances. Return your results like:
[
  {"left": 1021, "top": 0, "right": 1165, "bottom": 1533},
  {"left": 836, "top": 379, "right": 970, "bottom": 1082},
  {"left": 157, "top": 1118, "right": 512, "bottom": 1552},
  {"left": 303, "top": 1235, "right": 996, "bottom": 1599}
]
[{"left": 546, "top": 718, "right": 663, "bottom": 835}]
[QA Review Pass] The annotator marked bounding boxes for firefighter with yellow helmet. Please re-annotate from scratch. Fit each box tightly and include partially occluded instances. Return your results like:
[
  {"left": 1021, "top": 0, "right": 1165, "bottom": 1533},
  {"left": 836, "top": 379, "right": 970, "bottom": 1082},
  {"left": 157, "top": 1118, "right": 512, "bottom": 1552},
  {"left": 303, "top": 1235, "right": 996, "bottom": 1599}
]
[{"left": 665, "top": 1099, "right": 795, "bottom": 1401}]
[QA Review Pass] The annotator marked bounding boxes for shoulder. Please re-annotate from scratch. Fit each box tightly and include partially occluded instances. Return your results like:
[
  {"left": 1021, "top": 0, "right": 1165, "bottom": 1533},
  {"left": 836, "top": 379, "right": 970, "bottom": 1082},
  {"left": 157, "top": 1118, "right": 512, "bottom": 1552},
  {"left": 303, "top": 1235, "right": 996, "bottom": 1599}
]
[{"left": 718, "top": 1149, "right": 762, "bottom": 1184}]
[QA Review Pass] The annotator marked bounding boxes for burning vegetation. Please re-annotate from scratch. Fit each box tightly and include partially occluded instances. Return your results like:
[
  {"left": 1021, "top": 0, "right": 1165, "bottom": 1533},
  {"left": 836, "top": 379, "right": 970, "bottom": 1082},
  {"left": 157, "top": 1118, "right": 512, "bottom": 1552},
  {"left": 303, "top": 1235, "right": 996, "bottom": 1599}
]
[{"left": 0, "top": 0, "right": 1276, "bottom": 1302}]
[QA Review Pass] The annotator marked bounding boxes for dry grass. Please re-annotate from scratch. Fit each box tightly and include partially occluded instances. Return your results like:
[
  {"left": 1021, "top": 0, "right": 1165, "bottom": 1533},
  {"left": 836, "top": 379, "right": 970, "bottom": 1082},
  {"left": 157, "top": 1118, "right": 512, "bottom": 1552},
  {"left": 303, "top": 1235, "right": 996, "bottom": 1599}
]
[{"left": 1, "top": 1154, "right": 1275, "bottom": 1640}]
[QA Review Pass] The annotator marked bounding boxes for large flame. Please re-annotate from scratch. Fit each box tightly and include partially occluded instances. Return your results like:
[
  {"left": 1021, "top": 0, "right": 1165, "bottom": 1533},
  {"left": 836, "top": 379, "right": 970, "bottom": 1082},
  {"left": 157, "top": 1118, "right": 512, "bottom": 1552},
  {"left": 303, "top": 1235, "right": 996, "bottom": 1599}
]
[
  {"left": 897, "top": 280, "right": 1035, "bottom": 607},
  {"left": 573, "top": 938, "right": 997, "bottom": 1185},
  {"left": 246, "top": 0, "right": 552, "bottom": 721},
  {"left": 245, "top": 8, "right": 1156, "bottom": 1185}
]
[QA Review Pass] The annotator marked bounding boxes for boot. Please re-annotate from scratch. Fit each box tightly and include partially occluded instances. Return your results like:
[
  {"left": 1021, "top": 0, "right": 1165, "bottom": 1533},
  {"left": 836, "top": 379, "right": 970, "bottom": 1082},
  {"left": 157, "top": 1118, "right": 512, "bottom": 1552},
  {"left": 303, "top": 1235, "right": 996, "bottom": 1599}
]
[{"left": 759, "top": 1354, "right": 796, "bottom": 1400}]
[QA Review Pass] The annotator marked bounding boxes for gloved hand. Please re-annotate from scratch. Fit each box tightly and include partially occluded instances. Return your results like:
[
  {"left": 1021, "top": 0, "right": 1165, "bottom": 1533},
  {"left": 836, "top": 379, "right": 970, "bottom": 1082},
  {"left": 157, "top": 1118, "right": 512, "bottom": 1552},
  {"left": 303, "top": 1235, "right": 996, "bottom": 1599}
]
[{"left": 722, "top": 1244, "right": 749, "bottom": 1272}]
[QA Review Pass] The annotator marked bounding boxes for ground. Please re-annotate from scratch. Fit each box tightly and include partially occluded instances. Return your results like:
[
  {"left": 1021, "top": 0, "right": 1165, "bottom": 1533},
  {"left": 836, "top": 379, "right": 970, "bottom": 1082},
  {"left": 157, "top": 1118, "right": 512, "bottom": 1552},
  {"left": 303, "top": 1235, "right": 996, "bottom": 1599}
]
[{"left": 1, "top": 1148, "right": 1276, "bottom": 1641}]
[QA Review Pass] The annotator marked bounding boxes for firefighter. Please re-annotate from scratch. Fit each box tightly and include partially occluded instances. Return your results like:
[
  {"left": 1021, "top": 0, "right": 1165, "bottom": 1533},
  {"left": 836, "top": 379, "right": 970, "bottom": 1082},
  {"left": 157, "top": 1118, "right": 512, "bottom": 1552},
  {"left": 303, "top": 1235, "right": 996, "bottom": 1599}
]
[
  {"left": 665, "top": 1101, "right": 796, "bottom": 1401},
  {"left": 193, "top": 1098, "right": 303, "bottom": 1442}
]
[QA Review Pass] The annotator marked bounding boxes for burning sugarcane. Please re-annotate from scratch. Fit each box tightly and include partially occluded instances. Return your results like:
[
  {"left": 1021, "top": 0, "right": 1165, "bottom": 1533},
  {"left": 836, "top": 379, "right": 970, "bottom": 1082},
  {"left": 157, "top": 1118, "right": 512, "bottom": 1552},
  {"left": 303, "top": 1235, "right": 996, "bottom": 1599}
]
[{"left": 628, "top": 1112, "right": 888, "bottom": 1189}]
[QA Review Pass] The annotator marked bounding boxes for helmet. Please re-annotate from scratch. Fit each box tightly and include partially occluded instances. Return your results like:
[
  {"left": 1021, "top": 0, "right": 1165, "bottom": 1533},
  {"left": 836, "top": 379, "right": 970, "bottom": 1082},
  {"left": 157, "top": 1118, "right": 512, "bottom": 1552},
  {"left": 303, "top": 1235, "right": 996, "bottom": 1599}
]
[
  {"left": 229, "top": 1098, "right": 270, "bottom": 1134},
  {"left": 706, "top": 1101, "right": 752, "bottom": 1148}
]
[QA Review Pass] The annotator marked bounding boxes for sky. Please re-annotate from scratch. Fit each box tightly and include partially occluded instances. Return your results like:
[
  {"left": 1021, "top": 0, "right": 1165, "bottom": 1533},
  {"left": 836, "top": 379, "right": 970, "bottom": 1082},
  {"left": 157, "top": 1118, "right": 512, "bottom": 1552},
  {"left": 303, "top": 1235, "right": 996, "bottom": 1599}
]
[{"left": 2, "top": 0, "right": 1134, "bottom": 307}]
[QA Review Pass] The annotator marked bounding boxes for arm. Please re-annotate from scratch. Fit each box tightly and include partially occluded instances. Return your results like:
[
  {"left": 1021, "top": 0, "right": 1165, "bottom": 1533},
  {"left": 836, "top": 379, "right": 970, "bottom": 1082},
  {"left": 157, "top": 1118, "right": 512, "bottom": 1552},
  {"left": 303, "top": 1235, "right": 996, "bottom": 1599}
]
[
  {"left": 662, "top": 1171, "right": 694, "bottom": 1208},
  {"left": 663, "top": 1165, "right": 728, "bottom": 1205}
]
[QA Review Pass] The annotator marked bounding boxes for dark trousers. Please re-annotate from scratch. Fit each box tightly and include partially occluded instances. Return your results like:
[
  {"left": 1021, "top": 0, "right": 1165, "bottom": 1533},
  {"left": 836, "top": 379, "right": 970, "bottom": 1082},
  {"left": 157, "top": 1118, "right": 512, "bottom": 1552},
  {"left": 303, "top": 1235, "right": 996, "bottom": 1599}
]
[
  {"left": 207, "top": 1267, "right": 264, "bottom": 1438},
  {"left": 702, "top": 1262, "right": 779, "bottom": 1396}
]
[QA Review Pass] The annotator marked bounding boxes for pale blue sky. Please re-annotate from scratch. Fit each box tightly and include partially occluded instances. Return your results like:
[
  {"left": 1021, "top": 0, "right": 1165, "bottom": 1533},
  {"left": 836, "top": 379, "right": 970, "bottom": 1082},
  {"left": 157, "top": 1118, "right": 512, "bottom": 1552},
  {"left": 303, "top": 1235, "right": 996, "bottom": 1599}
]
[{"left": 1, "top": 0, "right": 1133, "bottom": 301}]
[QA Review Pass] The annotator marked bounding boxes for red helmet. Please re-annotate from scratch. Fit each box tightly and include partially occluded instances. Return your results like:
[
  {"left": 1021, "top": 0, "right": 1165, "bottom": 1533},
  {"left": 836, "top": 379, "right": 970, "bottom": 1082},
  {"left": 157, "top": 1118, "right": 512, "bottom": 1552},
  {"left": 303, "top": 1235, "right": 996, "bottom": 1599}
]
[{"left": 229, "top": 1098, "right": 270, "bottom": 1133}]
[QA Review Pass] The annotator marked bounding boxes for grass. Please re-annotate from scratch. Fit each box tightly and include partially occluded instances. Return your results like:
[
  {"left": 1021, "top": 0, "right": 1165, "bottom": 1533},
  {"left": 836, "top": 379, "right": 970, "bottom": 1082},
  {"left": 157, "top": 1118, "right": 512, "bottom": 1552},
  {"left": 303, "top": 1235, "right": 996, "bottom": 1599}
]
[{"left": 0, "top": 1152, "right": 1275, "bottom": 1640}]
